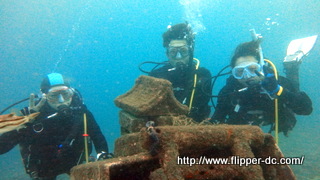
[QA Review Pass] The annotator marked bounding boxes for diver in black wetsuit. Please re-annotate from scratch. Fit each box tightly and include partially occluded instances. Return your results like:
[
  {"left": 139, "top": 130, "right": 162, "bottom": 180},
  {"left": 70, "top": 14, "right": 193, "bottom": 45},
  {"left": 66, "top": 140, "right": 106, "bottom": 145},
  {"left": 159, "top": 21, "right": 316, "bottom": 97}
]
[
  {"left": 148, "top": 23, "right": 212, "bottom": 122},
  {"left": 0, "top": 73, "right": 111, "bottom": 180},
  {"left": 210, "top": 40, "right": 313, "bottom": 136}
]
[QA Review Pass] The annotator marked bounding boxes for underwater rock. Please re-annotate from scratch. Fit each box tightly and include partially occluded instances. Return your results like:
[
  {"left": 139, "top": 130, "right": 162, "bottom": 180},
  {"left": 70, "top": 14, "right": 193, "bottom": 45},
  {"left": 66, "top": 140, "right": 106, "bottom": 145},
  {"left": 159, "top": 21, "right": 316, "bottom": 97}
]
[{"left": 71, "top": 125, "right": 295, "bottom": 180}]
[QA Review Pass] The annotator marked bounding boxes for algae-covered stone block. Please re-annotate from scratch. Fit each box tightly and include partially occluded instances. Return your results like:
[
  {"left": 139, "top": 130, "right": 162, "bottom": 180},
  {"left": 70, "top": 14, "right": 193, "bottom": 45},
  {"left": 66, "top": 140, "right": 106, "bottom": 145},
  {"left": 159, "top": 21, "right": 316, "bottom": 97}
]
[{"left": 114, "top": 75, "right": 188, "bottom": 117}]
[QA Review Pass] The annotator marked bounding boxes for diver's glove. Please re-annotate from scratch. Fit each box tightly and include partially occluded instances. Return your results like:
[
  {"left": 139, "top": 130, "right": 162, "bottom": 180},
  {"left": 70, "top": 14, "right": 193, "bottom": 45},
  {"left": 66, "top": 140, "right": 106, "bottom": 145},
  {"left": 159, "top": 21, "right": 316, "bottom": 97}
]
[
  {"left": 30, "top": 93, "right": 46, "bottom": 112},
  {"left": 21, "top": 94, "right": 46, "bottom": 115},
  {"left": 261, "top": 66, "right": 283, "bottom": 96},
  {"left": 284, "top": 50, "right": 304, "bottom": 63},
  {"left": 96, "top": 151, "right": 114, "bottom": 161}
]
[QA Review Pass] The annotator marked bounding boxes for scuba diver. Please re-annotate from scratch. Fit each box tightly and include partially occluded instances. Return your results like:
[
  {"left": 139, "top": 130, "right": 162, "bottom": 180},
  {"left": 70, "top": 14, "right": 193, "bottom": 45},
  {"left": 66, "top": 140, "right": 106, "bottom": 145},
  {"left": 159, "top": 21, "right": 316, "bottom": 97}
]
[
  {"left": 0, "top": 73, "right": 111, "bottom": 180},
  {"left": 145, "top": 23, "right": 212, "bottom": 122},
  {"left": 210, "top": 40, "right": 313, "bottom": 136}
]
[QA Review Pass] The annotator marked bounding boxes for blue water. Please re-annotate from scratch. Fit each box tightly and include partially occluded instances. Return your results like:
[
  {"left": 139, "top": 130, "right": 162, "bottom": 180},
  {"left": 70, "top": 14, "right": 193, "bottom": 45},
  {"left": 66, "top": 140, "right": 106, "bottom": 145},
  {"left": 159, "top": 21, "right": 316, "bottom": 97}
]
[{"left": 1, "top": 0, "right": 319, "bottom": 179}]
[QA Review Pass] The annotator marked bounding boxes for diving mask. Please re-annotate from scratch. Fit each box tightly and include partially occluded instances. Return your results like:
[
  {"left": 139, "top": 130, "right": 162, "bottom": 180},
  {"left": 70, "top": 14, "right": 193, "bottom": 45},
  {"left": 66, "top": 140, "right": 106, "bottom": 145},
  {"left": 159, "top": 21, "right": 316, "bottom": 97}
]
[
  {"left": 232, "top": 62, "right": 262, "bottom": 79},
  {"left": 168, "top": 45, "right": 189, "bottom": 59},
  {"left": 47, "top": 86, "right": 73, "bottom": 110}
]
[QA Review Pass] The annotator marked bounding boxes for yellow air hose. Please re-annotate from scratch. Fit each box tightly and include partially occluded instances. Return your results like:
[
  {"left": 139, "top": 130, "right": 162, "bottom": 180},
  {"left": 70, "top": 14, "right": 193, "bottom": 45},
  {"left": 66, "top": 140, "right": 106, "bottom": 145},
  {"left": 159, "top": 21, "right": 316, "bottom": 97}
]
[
  {"left": 264, "top": 59, "right": 279, "bottom": 145},
  {"left": 188, "top": 58, "right": 200, "bottom": 111},
  {"left": 83, "top": 113, "right": 89, "bottom": 163}
]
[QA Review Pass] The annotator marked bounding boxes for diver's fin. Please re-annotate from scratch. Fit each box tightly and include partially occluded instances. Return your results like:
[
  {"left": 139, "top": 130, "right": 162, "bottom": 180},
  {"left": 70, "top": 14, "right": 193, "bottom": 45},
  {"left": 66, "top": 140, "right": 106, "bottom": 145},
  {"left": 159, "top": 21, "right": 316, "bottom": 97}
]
[{"left": 284, "top": 35, "right": 318, "bottom": 62}]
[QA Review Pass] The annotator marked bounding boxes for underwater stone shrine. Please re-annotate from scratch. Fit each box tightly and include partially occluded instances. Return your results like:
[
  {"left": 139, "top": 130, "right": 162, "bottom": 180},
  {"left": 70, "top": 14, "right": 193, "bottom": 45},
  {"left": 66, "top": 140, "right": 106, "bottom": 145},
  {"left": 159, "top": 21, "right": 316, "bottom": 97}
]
[{"left": 70, "top": 75, "right": 296, "bottom": 180}]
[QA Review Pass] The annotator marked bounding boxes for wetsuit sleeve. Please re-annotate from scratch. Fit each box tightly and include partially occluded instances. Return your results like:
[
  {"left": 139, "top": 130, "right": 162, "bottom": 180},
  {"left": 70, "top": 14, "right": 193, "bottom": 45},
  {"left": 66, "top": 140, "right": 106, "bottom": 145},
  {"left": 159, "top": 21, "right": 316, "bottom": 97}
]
[
  {"left": 0, "top": 130, "right": 20, "bottom": 154},
  {"left": 189, "top": 67, "right": 212, "bottom": 122},
  {"left": 210, "top": 86, "right": 233, "bottom": 123},
  {"left": 279, "top": 76, "right": 313, "bottom": 115},
  {"left": 86, "top": 110, "right": 109, "bottom": 153}
]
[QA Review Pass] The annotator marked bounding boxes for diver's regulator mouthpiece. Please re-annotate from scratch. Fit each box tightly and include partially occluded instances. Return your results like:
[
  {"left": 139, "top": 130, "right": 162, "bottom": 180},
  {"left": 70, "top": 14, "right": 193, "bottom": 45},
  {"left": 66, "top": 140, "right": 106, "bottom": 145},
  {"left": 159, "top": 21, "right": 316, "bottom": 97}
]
[
  {"left": 176, "top": 62, "right": 187, "bottom": 71},
  {"left": 57, "top": 104, "right": 72, "bottom": 117}
]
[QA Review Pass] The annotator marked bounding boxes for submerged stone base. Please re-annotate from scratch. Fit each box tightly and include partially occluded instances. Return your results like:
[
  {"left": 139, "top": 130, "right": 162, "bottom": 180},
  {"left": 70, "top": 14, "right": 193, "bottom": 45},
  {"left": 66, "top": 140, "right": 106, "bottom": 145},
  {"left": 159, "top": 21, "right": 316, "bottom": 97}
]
[
  {"left": 71, "top": 125, "right": 295, "bottom": 180},
  {"left": 71, "top": 76, "right": 295, "bottom": 179}
]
